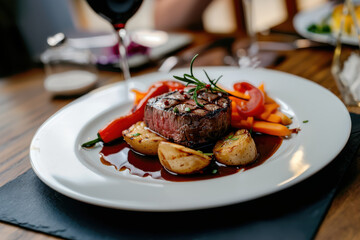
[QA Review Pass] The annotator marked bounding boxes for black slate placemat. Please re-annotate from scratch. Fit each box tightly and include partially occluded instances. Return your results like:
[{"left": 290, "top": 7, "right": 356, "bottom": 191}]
[{"left": 1, "top": 113, "right": 359, "bottom": 240}]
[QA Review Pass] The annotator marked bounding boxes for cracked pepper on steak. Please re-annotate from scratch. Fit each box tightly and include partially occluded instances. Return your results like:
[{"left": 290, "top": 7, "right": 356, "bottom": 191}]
[{"left": 144, "top": 88, "right": 231, "bottom": 147}]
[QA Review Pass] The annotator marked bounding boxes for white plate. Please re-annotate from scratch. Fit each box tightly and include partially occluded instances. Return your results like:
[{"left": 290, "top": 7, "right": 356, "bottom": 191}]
[
  {"left": 30, "top": 67, "right": 351, "bottom": 212},
  {"left": 293, "top": 2, "right": 358, "bottom": 46}
]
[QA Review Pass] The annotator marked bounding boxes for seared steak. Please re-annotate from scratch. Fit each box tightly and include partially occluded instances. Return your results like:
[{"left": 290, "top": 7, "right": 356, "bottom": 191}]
[{"left": 144, "top": 89, "right": 231, "bottom": 147}]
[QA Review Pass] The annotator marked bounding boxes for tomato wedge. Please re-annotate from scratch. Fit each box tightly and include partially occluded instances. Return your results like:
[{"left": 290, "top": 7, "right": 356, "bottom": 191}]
[{"left": 234, "top": 82, "right": 265, "bottom": 117}]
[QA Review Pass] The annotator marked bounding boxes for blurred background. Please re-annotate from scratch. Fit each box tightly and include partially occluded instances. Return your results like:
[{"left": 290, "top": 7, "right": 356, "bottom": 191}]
[{"left": 0, "top": 0, "right": 327, "bottom": 77}]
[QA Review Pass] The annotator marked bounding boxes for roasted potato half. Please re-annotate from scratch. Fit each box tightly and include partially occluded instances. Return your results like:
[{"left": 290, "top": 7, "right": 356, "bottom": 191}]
[
  {"left": 158, "top": 141, "right": 212, "bottom": 175},
  {"left": 214, "top": 129, "right": 257, "bottom": 166},
  {"left": 122, "top": 121, "right": 166, "bottom": 155}
]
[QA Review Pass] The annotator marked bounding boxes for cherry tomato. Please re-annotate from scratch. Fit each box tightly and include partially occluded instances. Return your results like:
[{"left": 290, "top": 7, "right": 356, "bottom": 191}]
[{"left": 234, "top": 82, "right": 265, "bottom": 117}]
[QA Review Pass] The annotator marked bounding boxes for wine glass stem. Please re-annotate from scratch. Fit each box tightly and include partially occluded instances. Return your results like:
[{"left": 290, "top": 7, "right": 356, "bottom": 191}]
[
  {"left": 117, "top": 28, "right": 131, "bottom": 80},
  {"left": 243, "top": 0, "right": 258, "bottom": 57}
]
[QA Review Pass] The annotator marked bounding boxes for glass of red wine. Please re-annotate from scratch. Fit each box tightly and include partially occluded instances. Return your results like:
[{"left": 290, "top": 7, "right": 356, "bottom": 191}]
[{"left": 86, "top": 0, "right": 143, "bottom": 80}]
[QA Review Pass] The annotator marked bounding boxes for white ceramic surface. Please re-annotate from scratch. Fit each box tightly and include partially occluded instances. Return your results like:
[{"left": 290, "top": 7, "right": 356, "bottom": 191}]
[
  {"left": 30, "top": 67, "right": 351, "bottom": 212},
  {"left": 293, "top": 2, "right": 358, "bottom": 46}
]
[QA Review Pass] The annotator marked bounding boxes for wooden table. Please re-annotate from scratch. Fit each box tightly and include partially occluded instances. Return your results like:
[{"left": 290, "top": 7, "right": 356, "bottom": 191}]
[{"left": 1, "top": 31, "right": 359, "bottom": 240}]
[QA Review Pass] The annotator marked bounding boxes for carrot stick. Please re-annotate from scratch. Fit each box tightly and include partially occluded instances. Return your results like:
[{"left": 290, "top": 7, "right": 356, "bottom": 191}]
[
  {"left": 274, "top": 110, "right": 293, "bottom": 125},
  {"left": 232, "top": 120, "right": 293, "bottom": 137},
  {"left": 257, "top": 83, "right": 276, "bottom": 104},
  {"left": 265, "top": 113, "right": 282, "bottom": 123},
  {"left": 239, "top": 119, "right": 252, "bottom": 128},
  {"left": 252, "top": 121, "right": 291, "bottom": 136},
  {"left": 247, "top": 116, "right": 254, "bottom": 127},
  {"left": 256, "top": 103, "right": 279, "bottom": 120}
]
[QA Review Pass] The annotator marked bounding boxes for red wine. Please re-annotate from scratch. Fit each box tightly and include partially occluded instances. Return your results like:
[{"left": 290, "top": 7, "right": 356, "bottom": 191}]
[{"left": 86, "top": 0, "right": 143, "bottom": 29}]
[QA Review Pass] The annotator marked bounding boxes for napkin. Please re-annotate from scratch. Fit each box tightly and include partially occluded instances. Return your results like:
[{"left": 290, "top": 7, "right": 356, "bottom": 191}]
[{"left": 1, "top": 113, "right": 360, "bottom": 240}]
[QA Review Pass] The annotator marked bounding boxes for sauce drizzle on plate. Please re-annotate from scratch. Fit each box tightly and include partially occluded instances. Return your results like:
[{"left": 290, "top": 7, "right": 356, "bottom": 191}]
[{"left": 100, "top": 134, "right": 282, "bottom": 182}]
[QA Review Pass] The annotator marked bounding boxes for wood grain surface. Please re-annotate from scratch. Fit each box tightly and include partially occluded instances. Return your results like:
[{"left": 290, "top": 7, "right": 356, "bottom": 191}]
[{"left": 0, "top": 31, "right": 359, "bottom": 240}]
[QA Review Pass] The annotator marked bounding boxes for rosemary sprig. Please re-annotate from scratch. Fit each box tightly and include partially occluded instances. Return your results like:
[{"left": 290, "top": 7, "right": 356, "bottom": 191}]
[{"left": 173, "top": 54, "right": 248, "bottom": 107}]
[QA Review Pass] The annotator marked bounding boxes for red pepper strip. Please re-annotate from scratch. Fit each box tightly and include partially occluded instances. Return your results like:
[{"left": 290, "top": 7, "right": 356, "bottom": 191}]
[
  {"left": 142, "top": 80, "right": 184, "bottom": 93},
  {"left": 234, "top": 82, "right": 265, "bottom": 117},
  {"left": 131, "top": 81, "right": 185, "bottom": 106},
  {"left": 98, "top": 82, "right": 169, "bottom": 143},
  {"left": 163, "top": 80, "right": 185, "bottom": 91}
]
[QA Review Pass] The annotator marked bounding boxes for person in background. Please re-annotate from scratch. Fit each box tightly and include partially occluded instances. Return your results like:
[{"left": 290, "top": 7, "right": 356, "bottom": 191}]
[
  {"left": 153, "top": 0, "right": 213, "bottom": 31},
  {"left": 125, "top": 0, "right": 237, "bottom": 34}
]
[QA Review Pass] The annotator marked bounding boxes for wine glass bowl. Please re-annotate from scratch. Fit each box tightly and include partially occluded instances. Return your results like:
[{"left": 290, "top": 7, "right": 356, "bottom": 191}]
[{"left": 86, "top": 0, "right": 143, "bottom": 27}]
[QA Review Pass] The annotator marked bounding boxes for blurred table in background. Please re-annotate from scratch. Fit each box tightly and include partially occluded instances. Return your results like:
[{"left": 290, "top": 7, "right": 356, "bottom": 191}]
[{"left": 1, "top": 30, "right": 359, "bottom": 240}]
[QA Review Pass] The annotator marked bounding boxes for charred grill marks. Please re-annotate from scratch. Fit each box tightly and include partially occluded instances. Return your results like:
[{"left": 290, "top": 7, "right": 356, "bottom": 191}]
[{"left": 144, "top": 89, "right": 231, "bottom": 147}]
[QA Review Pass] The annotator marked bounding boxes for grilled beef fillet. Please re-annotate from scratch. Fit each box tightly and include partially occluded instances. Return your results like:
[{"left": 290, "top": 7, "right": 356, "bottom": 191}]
[{"left": 144, "top": 89, "right": 231, "bottom": 147}]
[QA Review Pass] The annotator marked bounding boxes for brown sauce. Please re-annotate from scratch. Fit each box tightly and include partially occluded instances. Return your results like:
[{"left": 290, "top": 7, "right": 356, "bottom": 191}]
[{"left": 100, "top": 134, "right": 282, "bottom": 182}]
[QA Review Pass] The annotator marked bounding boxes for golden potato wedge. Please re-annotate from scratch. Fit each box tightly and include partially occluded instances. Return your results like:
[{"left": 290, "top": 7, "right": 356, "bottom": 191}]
[
  {"left": 122, "top": 121, "right": 166, "bottom": 155},
  {"left": 158, "top": 141, "right": 212, "bottom": 175},
  {"left": 213, "top": 129, "right": 257, "bottom": 166}
]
